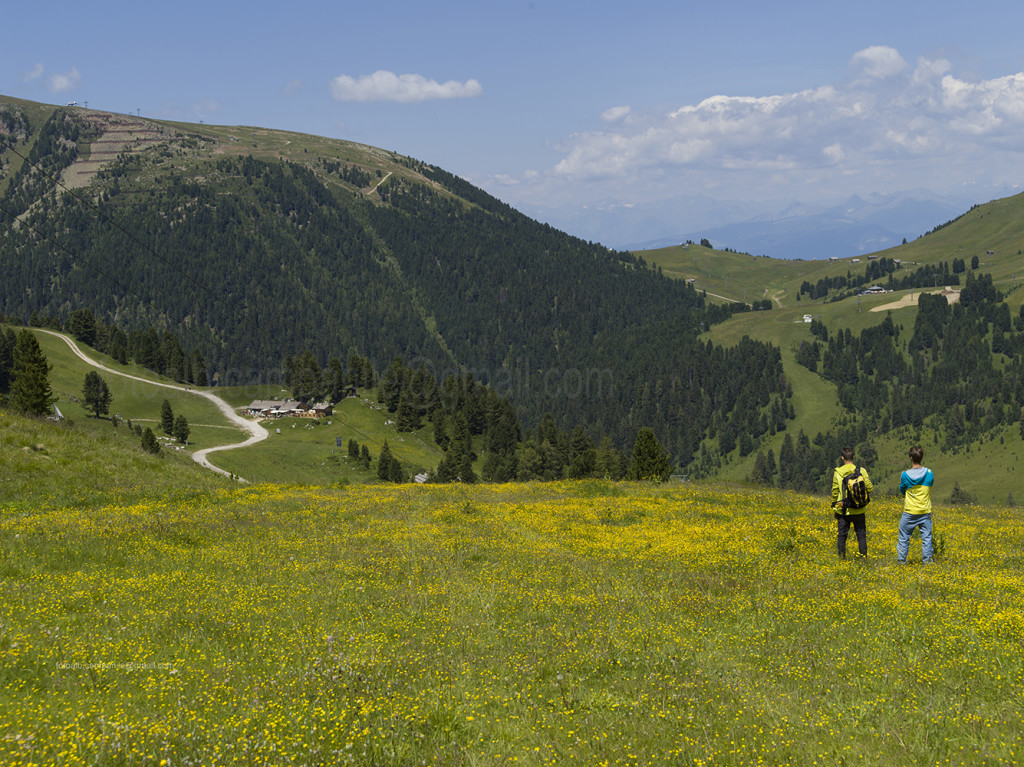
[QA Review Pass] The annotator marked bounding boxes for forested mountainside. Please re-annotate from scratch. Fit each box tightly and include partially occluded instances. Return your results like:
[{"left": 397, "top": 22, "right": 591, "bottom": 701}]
[{"left": 0, "top": 97, "right": 790, "bottom": 469}]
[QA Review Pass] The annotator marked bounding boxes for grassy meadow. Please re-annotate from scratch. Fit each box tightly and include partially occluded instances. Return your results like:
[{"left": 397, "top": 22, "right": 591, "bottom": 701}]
[{"left": 1, "top": 416, "right": 1022, "bottom": 765}]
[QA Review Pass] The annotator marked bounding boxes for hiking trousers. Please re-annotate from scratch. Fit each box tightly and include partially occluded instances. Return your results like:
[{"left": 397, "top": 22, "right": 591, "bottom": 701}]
[{"left": 835, "top": 512, "right": 867, "bottom": 559}]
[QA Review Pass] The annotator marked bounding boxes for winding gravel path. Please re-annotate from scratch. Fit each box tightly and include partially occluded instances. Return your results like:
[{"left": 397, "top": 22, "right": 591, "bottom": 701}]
[{"left": 37, "top": 329, "right": 267, "bottom": 481}]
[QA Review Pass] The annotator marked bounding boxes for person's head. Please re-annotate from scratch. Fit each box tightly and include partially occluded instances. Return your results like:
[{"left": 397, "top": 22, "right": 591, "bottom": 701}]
[
  {"left": 841, "top": 446, "right": 855, "bottom": 463},
  {"left": 909, "top": 446, "right": 924, "bottom": 465}
]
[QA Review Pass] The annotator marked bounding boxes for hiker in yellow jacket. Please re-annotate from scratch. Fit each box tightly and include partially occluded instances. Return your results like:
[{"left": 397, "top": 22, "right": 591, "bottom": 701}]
[{"left": 830, "top": 446, "right": 874, "bottom": 559}]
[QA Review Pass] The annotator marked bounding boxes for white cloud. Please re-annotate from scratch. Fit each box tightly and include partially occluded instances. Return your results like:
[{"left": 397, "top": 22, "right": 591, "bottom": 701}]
[
  {"left": 330, "top": 70, "right": 482, "bottom": 103},
  {"left": 850, "top": 46, "right": 908, "bottom": 79},
  {"left": 47, "top": 67, "right": 80, "bottom": 93},
  {"left": 283, "top": 79, "right": 304, "bottom": 96},
  {"left": 22, "top": 63, "right": 44, "bottom": 82},
  {"left": 822, "top": 143, "right": 845, "bottom": 163},
  {"left": 601, "top": 105, "right": 631, "bottom": 122},
  {"left": 540, "top": 47, "right": 1024, "bottom": 202}
]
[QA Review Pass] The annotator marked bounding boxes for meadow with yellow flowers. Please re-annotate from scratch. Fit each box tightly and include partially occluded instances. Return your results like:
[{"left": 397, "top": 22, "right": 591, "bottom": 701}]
[{"left": 2, "top": 465, "right": 1022, "bottom": 766}]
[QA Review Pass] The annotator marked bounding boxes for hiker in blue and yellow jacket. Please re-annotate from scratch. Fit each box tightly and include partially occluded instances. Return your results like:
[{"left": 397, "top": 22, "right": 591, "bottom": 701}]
[
  {"left": 898, "top": 445, "right": 935, "bottom": 563},
  {"left": 830, "top": 446, "right": 873, "bottom": 559}
]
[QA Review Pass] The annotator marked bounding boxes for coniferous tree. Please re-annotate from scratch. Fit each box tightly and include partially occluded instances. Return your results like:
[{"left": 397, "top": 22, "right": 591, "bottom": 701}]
[
  {"left": 595, "top": 435, "right": 625, "bottom": 480},
  {"left": 191, "top": 349, "right": 208, "bottom": 386},
  {"left": 82, "top": 371, "right": 112, "bottom": 418},
  {"left": 387, "top": 456, "right": 407, "bottom": 483},
  {"left": 377, "top": 440, "right": 395, "bottom": 480},
  {"left": 327, "top": 358, "right": 346, "bottom": 402},
  {"left": 515, "top": 438, "right": 543, "bottom": 481},
  {"left": 290, "top": 350, "right": 324, "bottom": 402},
  {"left": 160, "top": 400, "right": 175, "bottom": 435},
  {"left": 749, "top": 451, "right": 775, "bottom": 486},
  {"left": 67, "top": 308, "right": 98, "bottom": 347},
  {"left": 10, "top": 330, "right": 55, "bottom": 416},
  {"left": 347, "top": 439, "right": 360, "bottom": 459},
  {"left": 359, "top": 444, "right": 371, "bottom": 470},
  {"left": 379, "top": 358, "right": 406, "bottom": 413},
  {"left": 141, "top": 427, "right": 160, "bottom": 454},
  {"left": 396, "top": 394, "right": 422, "bottom": 432},
  {"left": 627, "top": 428, "right": 672, "bottom": 481},
  {"left": 173, "top": 414, "right": 190, "bottom": 444},
  {"left": 0, "top": 327, "right": 18, "bottom": 397}
]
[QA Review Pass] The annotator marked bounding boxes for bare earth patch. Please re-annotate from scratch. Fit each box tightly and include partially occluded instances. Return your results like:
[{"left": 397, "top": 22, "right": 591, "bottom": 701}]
[{"left": 871, "top": 287, "right": 960, "bottom": 312}]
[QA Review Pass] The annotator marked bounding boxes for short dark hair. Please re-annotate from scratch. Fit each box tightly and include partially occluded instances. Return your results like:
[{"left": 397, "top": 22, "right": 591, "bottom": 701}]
[
  {"left": 841, "top": 446, "right": 855, "bottom": 462},
  {"left": 909, "top": 446, "right": 924, "bottom": 464}
]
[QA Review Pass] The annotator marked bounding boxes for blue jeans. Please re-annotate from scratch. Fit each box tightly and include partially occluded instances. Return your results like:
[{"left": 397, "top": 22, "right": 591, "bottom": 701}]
[{"left": 897, "top": 513, "right": 933, "bottom": 563}]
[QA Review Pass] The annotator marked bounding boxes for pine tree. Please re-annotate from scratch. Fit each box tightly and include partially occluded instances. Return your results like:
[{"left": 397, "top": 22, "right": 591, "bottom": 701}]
[
  {"left": 377, "top": 440, "right": 394, "bottom": 480},
  {"left": 82, "top": 371, "right": 112, "bottom": 418},
  {"left": 0, "top": 327, "right": 17, "bottom": 396},
  {"left": 141, "top": 427, "right": 161, "bottom": 454},
  {"left": 567, "top": 425, "right": 597, "bottom": 479},
  {"left": 595, "top": 435, "right": 624, "bottom": 480},
  {"left": 192, "top": 349, "right": 208, "bottom": 386},
  {"left": 67, "top": 308, "right": 98, "bottom": 347},
  {"left": 173, "top": 414, "right": 190, "bottom": 444},
  {"left": 160, "top": 400, "right": 175, "bottom": 434},
  {"left": 749, "top": 451, "right": 774, "bottom": 486},
  {"left": 360, "top": 444, "right": 371, "bottom": 470},
  {"left": 10, "top": 330, "right": 56, "bottom": 416},
  {"left": 387, "top": 456, "right": 407, "bottom": 483},
  {"left": 347, "top": 439, "right": 360, "bottom": 459},
  {"left": 396, "top": 394, "right": 422, "bottom": 431},
  {"left": 628, "top": 427, "right": 672, "bottom": 482}
]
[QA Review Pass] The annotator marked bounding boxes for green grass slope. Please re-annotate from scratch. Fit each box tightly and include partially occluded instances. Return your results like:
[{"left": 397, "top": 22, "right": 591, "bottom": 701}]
[
  {"left": 1, "top": 478, "right": 1021, "bottom": 764},
  {"left": 209, "top": 391, "right": 445, "bottom": 484},
  {"left": 8, "top": 326, "right": 446, "bottom": 485},
  {"left": 640, "top": 192, "right": 1024, "bottom": 501},
  {"left": 642, "top": 191, "right": 1024, "bottom": 311},
  {"left": 0, "top": 409, "right": 227, "bottom": 514}
]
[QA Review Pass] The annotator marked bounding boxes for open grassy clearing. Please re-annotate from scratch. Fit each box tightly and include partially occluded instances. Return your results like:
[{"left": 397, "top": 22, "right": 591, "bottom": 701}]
[
  {"left": 209, "top": 395, "right": 445, "bottom": 485},
  {"left": 1, "top": 470, "right": 1020, "bottom": 765}
]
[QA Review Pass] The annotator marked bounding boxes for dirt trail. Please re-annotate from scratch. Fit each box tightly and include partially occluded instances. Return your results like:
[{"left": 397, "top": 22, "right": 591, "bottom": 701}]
[
  {"left": 870, "top": 288, "right": 960, "bottom": 312},
  {"left": 37, "top": 329, "right": 267, "bottom": 481}
]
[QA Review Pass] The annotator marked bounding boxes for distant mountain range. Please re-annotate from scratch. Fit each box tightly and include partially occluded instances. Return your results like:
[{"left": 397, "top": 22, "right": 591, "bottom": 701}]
[{"left": 521, "top": 189, "right": 1015, "bottom": 259}]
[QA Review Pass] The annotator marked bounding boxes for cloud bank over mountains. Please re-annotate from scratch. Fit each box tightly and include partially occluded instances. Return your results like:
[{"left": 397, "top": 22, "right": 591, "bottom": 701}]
[{"left": 494, "top": 46, "right": 1024, "bottom": 212}]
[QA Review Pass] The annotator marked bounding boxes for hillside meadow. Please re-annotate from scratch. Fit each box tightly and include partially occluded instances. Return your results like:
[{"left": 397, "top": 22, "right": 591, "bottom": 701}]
[{"left": 1, "top": 440, "right": 1021, "bottom": 765}]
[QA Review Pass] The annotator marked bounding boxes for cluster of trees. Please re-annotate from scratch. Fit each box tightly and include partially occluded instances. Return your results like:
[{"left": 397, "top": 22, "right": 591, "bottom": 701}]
[
  {"left": 353, "top": 354, "right": 675, "bottom": 484},
  {"left": 62, "top": 308, "right": 208, "bottom": 386},
  {"left": 284, "top": 350, "right": 374, "bottom": 403},
  {"left": 795, "top": 271, "right": 1024, "bottom": 455},
  {"left": 748, "top": 423, "right": 875, "bottom": 493},
  {"left": 798, "top": 258, "right": 964, "bottom": 301},
  {"left": 1, "top": 110, "right": 97, "bottom": 220},
  {"left": 160, "top": 399, "right": 190, "bottom": 444},
  {"left": 319, "top": 159, "right": 374, "bottom": 189},
  {"left": 346, "top": 438, "right": 372, "bottom": 470},
  {"left": 376, "top": 441, "right": 407, "bottom": 483}
]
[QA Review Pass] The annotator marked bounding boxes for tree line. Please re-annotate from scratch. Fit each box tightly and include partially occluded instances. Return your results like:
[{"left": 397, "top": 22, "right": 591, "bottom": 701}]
[{"left": 2, "top": 109, "right": 792, "bottom": 469}]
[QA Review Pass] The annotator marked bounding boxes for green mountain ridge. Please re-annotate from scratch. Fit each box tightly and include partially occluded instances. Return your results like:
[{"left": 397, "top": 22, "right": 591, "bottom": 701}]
[
  {"left": 0, "top": 95, "right": 789, "bottom": 473},
  {"left": 4, "top": 95, "right": 1024, "bottom": 500}
]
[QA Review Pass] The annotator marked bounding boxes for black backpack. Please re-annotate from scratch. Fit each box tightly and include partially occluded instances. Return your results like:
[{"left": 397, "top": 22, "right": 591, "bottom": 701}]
[{"left": 842, "top": 466, "right": 870, "bottom": 510}]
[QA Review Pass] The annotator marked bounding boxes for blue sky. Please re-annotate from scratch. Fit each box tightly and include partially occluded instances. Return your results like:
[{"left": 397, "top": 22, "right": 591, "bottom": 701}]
[{"left": 6, "top": 0, "right": 1024, "bottom": 244}]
